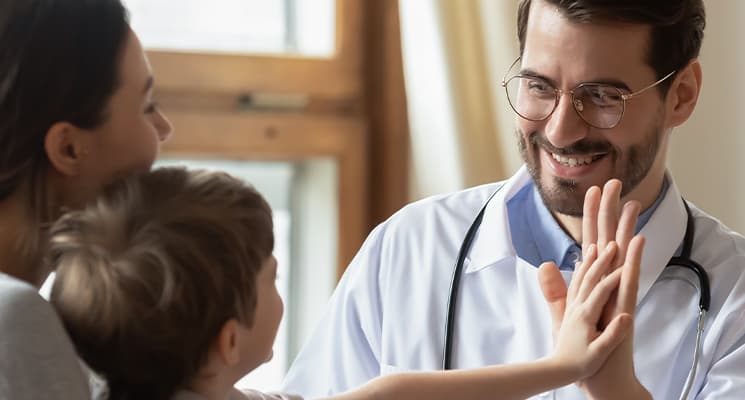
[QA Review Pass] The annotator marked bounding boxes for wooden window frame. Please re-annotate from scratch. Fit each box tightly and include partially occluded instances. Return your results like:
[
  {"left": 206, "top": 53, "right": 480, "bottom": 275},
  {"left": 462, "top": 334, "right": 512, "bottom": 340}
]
[
  {"left": 147, "top": 0, "right": 409, "bottom": 278},
  {"left": 149, "top": 0, "right": 367, "bottom": 278}
]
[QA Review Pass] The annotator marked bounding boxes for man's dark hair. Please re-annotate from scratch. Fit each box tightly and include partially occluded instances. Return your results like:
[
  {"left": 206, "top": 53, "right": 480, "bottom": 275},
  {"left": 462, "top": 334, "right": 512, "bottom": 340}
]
[{"left": 517, "top": 0, "right": 705, "bottom": 92}]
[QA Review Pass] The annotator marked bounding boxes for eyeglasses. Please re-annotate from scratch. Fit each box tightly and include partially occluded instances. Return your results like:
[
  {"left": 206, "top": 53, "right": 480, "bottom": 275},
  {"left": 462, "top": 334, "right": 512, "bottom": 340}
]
[{"left": 501, "top": 57, "right": 676, "bottom": 129}]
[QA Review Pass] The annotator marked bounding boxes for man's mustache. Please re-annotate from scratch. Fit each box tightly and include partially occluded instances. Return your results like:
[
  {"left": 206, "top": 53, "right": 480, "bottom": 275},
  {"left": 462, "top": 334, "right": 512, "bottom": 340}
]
[{"left": 529, "top": 131, "right": 612, "bottom": 155}]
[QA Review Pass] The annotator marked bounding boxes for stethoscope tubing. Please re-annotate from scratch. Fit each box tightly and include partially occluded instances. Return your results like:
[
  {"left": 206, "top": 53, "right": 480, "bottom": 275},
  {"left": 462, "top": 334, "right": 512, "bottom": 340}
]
[{"left": 442, "top": 192, "right": 710, "bottom": 400}]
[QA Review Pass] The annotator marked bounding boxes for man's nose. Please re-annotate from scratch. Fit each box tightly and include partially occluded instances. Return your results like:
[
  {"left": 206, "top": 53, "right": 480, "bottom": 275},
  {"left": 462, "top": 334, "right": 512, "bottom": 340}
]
[{"left": 543, "top": 93, "right": 590, "bottom": 149}]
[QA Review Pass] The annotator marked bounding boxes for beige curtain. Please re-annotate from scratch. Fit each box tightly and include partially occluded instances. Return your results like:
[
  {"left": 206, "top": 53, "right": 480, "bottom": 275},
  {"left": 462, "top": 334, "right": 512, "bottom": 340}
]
[{"left": 400, "top": 0, "right": 521, "bottom": 199}]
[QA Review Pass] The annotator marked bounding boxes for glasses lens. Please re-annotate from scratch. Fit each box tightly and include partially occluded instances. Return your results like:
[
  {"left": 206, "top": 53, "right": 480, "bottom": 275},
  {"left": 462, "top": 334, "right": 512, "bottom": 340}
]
[
  {"left": 573, "top": 84, "right": 624, "bottom": 128},
  {"left": 504, "top": 76, "right": 556, "bottom": 121}
]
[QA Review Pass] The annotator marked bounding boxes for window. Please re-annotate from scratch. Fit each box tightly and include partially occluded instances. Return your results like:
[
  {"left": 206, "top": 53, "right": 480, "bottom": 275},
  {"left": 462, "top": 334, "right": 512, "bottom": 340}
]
[
  {"left": 123, "top": 0, "right": 372, "bottom": 390},
  {"left": 124, "top": 0, "right": 335, "bottom": 56},
  {"left": 154, "top": 159, "right": 337, "bottom": 390}
]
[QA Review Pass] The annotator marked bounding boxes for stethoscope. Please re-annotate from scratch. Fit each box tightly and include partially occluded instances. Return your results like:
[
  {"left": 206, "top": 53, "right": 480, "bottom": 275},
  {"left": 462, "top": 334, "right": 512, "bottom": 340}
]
[{"left": 442, "top": 187, "right": 711, "bottom": 400}]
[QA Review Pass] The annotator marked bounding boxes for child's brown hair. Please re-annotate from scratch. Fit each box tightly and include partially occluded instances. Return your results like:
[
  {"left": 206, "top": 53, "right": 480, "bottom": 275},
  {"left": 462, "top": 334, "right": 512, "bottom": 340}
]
[{"left": 48, "top": 167, "right": 274, "bottom": 400}]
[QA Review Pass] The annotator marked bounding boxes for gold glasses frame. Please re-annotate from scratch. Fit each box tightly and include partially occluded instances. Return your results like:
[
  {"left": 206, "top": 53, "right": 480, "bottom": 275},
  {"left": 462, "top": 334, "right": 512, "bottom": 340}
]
[{"left": 500, "top": 57, "right": 677, "bottom": 129}]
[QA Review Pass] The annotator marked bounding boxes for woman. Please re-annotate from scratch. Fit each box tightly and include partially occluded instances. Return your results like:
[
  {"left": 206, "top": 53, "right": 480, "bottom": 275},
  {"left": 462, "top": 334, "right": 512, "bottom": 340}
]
[{"left": 0, "top": 0, "right": 172, "bottom": 397}]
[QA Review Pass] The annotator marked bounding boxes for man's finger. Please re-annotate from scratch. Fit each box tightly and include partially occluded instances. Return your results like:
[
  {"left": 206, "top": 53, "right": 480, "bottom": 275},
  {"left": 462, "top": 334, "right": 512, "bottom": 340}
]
[
  {"left": 569, "top": 244, "right": 596, "bottom": 302},
  {"left": 582, "top": 186, "right": 601, "bottom": 258},
  {"left": 617, "top": 235, "right": 645, "bottom": 316},
  {"left": 615, "top": 200, "right": 641, "bottom": 268},
  {"left": 598, "top": 180, "right": 622, "bottom": 251}
]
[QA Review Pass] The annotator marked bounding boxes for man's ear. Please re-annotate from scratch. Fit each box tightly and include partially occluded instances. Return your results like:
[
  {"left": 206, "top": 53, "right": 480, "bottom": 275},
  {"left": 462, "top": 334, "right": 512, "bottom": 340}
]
[
  {"left": 666, "top": 59, "right": 703, "bottom": 128},
  {"left": 44, "top": 122, "right": 91, "bottom": 177},
  {"left": 214, "top": 319, "right": 242, "bottom": 367}
]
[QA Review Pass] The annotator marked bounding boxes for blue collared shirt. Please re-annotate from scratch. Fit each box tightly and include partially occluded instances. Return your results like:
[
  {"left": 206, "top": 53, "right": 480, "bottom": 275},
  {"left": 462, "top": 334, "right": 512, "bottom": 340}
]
[{"left": 507, "top": 179, "right": 669, "bottom": 270}]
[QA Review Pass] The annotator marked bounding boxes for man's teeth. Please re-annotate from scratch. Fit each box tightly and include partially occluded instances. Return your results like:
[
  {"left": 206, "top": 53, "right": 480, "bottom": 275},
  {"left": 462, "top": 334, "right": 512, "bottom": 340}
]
[{"left": 551, "top": 153, "right": 596, "bottom": 167}]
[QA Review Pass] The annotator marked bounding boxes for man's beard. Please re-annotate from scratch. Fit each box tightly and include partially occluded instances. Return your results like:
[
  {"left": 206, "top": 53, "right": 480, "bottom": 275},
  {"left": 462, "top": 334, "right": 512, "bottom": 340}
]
[{"left": 517, "top": 124, "right": 662, "bottom": 217}]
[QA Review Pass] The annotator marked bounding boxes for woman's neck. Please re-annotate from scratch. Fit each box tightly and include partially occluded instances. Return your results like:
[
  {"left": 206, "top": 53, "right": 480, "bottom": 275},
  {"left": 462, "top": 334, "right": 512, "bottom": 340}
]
[
  {"left": 0, "top": 193, "right": 46, "bottom": 286},
  {"left": 187, "top": 378, "right": 234, "bottom": 400}
]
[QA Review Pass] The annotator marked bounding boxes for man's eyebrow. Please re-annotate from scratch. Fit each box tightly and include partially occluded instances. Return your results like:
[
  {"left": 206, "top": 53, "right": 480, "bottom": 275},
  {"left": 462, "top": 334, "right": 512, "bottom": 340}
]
[
  {"left": 520, "top": 68, "right": 632, "bottom": 92},
  {"left": 584, "top": 77, "right": 631, "bottom": 92},
  {"left": 520, "top": 69, "right": 557, "bottom": 88}
]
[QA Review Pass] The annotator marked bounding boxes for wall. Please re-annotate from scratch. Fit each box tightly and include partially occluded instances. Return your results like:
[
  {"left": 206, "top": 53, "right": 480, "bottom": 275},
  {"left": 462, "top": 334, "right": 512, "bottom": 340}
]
[{"left": 668, "top": 0, "right": 745, "bottom": 234}]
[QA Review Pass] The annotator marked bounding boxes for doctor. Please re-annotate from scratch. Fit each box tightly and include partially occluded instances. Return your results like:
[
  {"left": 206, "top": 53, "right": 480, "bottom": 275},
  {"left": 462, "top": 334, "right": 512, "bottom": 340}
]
[{"left": 285, "top": 0, "right": 745, "bottom": 399}]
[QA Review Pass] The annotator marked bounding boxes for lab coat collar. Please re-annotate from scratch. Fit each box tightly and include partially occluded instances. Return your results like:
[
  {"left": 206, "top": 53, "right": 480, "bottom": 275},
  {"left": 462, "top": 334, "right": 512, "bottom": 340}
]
[
  {"left": 464, "top": 166, "right": 530, "bottom": 273},
  {"left": 465, "top": 168, "right": 688, "bottom": 307}
]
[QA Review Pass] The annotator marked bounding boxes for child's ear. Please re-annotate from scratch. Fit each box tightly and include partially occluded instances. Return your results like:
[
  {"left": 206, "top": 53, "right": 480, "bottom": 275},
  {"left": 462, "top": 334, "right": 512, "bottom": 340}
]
[
  {"left": 215, "top": 319, "right": 242, "bottom": 367},
  {"left": 44, "top": 122, "right": 92, "bottom": 177}
]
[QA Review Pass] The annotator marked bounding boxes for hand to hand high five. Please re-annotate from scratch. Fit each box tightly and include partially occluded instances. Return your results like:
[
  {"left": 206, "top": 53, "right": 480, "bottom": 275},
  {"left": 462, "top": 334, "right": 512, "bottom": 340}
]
[
  {"left": 538, "top": 180, "right": 651, "bottom": 399},
  {"left": 543, "top": 241, "right": 633, "bottom": 380},
  {"left": 581, "top": 180, "right": 641, "bottom": 328}
]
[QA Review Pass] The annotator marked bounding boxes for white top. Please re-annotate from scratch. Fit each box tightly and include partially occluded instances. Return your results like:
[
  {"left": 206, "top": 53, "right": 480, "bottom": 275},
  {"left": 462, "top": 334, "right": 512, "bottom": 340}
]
[
  {"left": 0, "top": 272, "right": 90, "bottom": 400},
  {"left": 284, "top": 166, "right": 745, "bottom": 399}
]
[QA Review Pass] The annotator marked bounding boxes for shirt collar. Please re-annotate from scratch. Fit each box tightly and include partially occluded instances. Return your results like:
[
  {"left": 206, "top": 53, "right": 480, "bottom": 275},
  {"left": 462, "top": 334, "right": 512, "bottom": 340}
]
[
  {"left": 519, "top": 176, "right": 671, "bottom": 271},
  {"left": 465, "top": 167, "right": 687, "bottom": 304},
  {"left": 527, "top": 183, "right": 581, "bottom": 270},
  {"left": 637, "top": 176, "right": 670, "bottom": 231}
]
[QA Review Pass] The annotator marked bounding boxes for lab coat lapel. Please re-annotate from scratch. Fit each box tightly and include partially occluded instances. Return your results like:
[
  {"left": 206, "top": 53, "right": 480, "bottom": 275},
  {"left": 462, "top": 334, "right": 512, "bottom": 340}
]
[{"left": 635, "top": 175, "right": 687, "bottom": 306}]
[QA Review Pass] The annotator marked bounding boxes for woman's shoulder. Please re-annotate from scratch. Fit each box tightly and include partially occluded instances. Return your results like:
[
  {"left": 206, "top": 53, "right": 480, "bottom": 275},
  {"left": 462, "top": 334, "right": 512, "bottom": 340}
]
[
  {"left": 0, "top": 272, "right": 51, "bottom": 318},
  {"left": 0, "top": 273, "right": 51, "bottom": 316},
  {"left": 0, "top": 272, "right": 72, "bottom": 348},
  {"left": 0, "top": 273, "right": 91, "bottom": 399}
]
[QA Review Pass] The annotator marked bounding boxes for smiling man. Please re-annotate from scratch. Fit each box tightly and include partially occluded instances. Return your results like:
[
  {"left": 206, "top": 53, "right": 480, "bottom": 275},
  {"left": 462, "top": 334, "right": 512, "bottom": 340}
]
[{"left": 284, "top": 1, "right": 745, "bottom": 399}]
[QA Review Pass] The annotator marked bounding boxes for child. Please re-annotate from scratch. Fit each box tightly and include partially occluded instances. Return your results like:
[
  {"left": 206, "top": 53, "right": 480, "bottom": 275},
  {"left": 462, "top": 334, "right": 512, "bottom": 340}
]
[{"left": 48, "top": 167, "right": 639, "bottom": 400}]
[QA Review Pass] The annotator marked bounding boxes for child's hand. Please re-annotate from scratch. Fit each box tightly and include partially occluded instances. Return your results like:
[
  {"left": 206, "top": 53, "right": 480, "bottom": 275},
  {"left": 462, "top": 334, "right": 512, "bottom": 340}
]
[{"left": 539, "top": 238, "right": 640, "bottom": 379}]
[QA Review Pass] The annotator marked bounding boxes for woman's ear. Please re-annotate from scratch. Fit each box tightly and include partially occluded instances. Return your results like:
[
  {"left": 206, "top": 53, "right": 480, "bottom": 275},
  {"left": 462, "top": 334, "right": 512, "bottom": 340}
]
[
  {"left": 44, "top": 122, "right": 91, "bottom": 177},
  {"left": 666, "top": 59, "right": 703, "bottom": 128},
  {"left": 214, "top": 318, "right": 242, "bottom": 367}
]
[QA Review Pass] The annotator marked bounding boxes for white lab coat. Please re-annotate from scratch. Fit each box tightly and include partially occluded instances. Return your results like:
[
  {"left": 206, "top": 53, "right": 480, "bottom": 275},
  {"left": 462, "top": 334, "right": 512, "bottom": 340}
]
[{"left": 283, "top": 166, "right": 745, "bottom": 399}]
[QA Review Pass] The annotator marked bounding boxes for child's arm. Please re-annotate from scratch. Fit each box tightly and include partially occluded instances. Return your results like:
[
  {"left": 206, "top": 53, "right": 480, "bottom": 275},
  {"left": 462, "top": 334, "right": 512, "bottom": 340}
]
[
  {"left": 324, "top": 239, "right": 639, "bottom": 400},
  {"left": 328, "top": 358, "right": 580, "bottom": 400}
]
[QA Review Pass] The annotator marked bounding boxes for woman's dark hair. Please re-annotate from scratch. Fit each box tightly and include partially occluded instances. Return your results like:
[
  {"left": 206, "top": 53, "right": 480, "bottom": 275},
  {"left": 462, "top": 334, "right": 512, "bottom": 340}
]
[
  {"left": 517, "top": 0, "right": 705, "bottom": 93},
  {"left": 0, "top": 0, "right": 129, "bottom": 201},
  {"left": 0, "top": 0, "right": 129, "bottom": 265}
]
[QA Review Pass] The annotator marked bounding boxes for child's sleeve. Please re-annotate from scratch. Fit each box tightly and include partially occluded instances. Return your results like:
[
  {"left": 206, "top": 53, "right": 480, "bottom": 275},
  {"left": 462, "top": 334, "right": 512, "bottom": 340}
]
[{"left": 235, "top": 388, "right": 304, "bottom": 400}]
